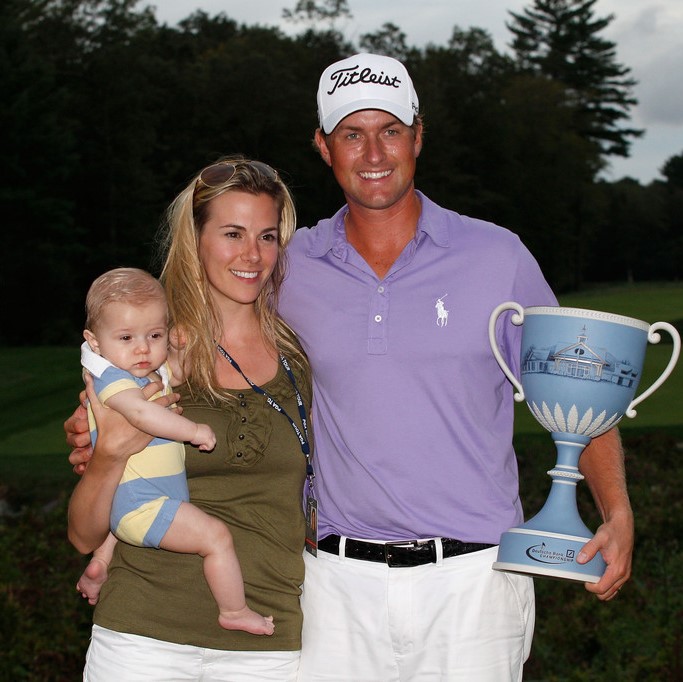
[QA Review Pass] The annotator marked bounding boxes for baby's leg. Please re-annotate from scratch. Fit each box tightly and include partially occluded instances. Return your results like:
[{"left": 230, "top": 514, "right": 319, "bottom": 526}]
[
  {"left": 76, "top": 532, "right": 117, "bottom": 605},
  {"left": 160, "top": 502, "right": 274, "bottom": 635}
]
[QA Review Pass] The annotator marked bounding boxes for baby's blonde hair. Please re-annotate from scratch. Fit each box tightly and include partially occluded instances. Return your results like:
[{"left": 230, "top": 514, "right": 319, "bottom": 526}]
[{"left": 85, "top": 267, "right": 167, "bottom": 332}]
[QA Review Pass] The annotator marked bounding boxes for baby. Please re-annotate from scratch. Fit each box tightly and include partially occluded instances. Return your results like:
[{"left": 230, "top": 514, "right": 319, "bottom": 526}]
[{"left": 76, "top": 267, "right": 274, "bottom": 635}]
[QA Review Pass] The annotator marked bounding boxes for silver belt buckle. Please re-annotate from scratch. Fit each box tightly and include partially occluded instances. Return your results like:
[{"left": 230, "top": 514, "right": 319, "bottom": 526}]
[{"left": 383, "top": 539, "right": 431, "bottom": 567}]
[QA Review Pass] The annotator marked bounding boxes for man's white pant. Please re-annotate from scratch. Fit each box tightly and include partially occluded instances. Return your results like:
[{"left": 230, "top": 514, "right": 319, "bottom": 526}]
[
  {"left": 297, "top": 542, "right": 534, "bottom": 682},
  {"left": 84, "top": 624, "right": 300, "bottom": 681}
]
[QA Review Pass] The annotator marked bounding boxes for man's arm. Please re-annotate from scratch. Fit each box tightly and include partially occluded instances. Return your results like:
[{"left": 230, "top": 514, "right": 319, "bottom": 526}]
[
  {"left": 576, "top": 427, "right": 634, "bottom": 601},
  {"left": 65, "top": 391, "right": 93, "bottom": 474}
]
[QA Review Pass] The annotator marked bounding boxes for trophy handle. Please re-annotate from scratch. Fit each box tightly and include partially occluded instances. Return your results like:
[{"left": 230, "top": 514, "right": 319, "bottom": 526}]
[
  {"left": 626, "top": 321, "right": 681, "bottom": 418},
  {"left": 489, "top": 301, "right": 526, "bottom": 402}
]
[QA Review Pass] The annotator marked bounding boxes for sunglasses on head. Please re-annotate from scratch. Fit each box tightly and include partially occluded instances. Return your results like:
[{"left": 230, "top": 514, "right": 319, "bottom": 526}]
[{"left": 196, "top": 160, "right": 279, "bottom": 189}]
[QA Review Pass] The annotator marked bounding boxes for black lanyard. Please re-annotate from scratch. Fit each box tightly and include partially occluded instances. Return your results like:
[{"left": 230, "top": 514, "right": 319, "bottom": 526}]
[{"left": 215, "top": 342, "right": 314, "bottom": 488}]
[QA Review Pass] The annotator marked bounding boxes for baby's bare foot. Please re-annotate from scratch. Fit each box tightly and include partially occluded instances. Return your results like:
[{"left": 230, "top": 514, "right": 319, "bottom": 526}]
[
  {"left": 76, "top": 557, "right": 109, "bottom": 606},
  {"left": 218, "top": 607, "right": 275, "bottom": 635}
]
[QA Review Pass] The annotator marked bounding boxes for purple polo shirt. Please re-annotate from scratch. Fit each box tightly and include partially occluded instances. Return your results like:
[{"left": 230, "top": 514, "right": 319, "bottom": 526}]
[{"left": 279, "top": 191, "right": 557, "bottom": 543}]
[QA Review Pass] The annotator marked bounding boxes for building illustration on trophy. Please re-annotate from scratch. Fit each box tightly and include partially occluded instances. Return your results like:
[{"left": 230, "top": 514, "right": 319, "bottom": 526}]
[
  {"left": 520, "top": 325, "right": 643, "bottom": 439},
  {"left": 522, "top": 325, "right": 639, "bottom": 387}
]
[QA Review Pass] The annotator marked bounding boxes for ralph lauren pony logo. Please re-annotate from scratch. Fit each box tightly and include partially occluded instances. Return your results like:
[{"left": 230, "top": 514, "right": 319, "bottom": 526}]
[
  {"left": 435, "top": 295, "right": 449, "bottom": 327},
  {"left": 326, "top": 64, "right": 403, "bottom": 95}
]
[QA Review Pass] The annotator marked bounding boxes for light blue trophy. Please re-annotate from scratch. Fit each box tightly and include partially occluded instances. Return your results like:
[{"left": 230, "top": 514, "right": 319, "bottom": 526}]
[{"left": 489, "top": 303, "right": 680, "bottom": 582}]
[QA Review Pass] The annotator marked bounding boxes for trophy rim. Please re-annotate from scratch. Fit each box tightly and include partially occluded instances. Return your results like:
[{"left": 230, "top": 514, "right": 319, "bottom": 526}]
[{"left": 524, "top": 306, "right": 649, "bottom": 331}]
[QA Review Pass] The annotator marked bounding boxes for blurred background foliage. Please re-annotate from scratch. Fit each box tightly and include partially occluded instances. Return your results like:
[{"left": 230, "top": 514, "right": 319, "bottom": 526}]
[{"left": 1, "top": 0, "right": 682, "bottom": 346}]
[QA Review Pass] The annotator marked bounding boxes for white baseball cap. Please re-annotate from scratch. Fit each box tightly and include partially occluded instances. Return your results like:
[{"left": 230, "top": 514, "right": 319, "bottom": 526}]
[{"left": 317, "top": 53, "right": 420, "bottom": 134}]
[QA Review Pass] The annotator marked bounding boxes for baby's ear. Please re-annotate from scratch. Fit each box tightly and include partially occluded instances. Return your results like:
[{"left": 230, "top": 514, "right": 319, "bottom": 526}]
[{"left": 83, "top": 329, "right": 100, "bottom": 354}]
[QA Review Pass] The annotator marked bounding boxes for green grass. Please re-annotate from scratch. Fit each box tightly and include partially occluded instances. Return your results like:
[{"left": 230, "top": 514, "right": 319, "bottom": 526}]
[
  {"left": 560, "top": 281, "right": 683, "bottom": 326},
  {"left": 0, "top": 347, "right": 83, "bottom": 503},
  {"left": 0, "top": 346, "right": 82, "bottom": 444}
]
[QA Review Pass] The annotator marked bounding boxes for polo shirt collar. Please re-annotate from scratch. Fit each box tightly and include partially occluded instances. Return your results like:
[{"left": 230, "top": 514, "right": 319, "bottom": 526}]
[
  {"left": 305, "top": 190, "right": 451, "bottom": 259},
  {"left": 414, "top": 191, "right": 451, "bottom": 247},
  {"left": 305, "top": 205, "right": 347, "bottom": 258}
]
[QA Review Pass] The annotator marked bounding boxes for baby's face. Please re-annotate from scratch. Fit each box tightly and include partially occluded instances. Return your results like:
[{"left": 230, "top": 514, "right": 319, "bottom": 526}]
[{"left": 90, "top": 300, "right": 169, "bottom": 377}]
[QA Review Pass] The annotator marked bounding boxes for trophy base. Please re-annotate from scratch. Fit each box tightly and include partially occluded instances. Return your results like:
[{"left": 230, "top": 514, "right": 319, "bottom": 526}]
[{"left": 493, "top": 527, "right": 606, "bottom": 583}]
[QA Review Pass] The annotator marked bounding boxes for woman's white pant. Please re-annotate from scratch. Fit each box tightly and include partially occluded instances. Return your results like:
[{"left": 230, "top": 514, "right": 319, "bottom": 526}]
[{"left": 84, "top": 624, "right": 299, "bottom": 681}]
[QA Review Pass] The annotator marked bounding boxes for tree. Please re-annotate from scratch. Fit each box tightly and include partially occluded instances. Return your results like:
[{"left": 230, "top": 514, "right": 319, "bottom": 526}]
[
  {"left": 282, "top": 0, "right": 351, "bottom": 28},
  {"left": 0, "top": 0, "right": 82, "bottom": 344},
  {"left": 413, "top": 28, "right": 517, "bottom": 220},
  {"left": 507, "top": 0, "right": 642, "bottom": 161},
  {"left": 2, "top": 0, "right": 673, "bottom": 346},
  {"left": 661, "top": 151, "right": 683, "bottom": 189},
  {"left": 359, "top": 22, "right": 415, "bottom": 62},
  {"left": 491, "top": 75, "right": 601, "bottom": 290},
  {"left": 656, "top": 152, "right": 683, "bottom": 279},
  {"left": 594, "top": 179, "right": 666, "bottom": 282}
]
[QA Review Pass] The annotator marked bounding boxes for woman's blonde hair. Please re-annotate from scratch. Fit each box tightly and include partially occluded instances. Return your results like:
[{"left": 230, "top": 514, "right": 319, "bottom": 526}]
[{"left": 157, "top": 155, "right": 308, "bottom": 403}]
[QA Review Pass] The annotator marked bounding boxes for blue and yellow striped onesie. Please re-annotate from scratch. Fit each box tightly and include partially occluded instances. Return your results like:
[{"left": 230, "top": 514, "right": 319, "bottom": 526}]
[{"left": 81, "top": 343, "right": 189, "bottom": 548}]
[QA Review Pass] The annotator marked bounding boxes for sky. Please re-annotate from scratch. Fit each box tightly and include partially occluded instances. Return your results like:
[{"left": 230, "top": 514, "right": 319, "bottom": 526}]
[{"left": 152, "top": 0, "right": 683, "bottom": 184}]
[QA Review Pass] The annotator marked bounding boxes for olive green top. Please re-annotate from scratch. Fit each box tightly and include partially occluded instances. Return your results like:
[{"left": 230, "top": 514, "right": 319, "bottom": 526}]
[{"left": 93, "top": 358, "right": 311, "bottom": 651}]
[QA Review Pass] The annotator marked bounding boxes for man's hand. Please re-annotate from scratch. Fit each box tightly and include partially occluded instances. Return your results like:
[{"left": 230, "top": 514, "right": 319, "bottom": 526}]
[
  {"left": 576, "top": 429, "right": 634, "bottom": 601},
  {"left": 577, "top": 509, "right": 634, "bottom": 601},
  {"left": 65, "top": 389, "right": 92, "bottom": 474}
]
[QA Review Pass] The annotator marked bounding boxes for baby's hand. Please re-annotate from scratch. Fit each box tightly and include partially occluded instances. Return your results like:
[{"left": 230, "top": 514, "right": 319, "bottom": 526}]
[{"left": 193, "top": 424, "right": 217, "bottom": 452}]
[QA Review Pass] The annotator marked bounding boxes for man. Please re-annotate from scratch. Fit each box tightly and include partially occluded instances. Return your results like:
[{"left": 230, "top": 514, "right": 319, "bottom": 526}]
[{"left": 277, "top": 53, "right": 633, "bottom": 681}]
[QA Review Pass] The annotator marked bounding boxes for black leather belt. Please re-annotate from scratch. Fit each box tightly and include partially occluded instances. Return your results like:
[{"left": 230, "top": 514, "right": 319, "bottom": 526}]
[{"left": 318, "top": 535, "right": 495, "bottom": 568}]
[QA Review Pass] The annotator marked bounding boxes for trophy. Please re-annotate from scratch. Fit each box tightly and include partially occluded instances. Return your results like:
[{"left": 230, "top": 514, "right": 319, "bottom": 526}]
[{"left": 489, "top": 303, "right": 680, "bottom": 582}]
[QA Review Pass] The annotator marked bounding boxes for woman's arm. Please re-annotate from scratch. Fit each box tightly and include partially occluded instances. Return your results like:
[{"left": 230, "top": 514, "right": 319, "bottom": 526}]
[{"left": 67, "top": 374, "right": 155, "bottom": 554}]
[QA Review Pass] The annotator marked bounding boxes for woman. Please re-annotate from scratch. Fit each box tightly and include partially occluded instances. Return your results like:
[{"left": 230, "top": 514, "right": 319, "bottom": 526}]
[{"left": 67, "top": 157, "right": 312, "bottom": 681}]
